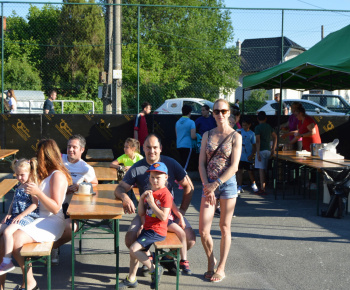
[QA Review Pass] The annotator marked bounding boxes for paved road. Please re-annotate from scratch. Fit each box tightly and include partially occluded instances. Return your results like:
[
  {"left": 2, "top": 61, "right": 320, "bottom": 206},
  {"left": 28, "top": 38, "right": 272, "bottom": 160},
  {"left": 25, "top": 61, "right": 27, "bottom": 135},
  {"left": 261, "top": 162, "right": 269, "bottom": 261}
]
[{"left": 2, "top": 179, "right": 350, "bottom": 290}]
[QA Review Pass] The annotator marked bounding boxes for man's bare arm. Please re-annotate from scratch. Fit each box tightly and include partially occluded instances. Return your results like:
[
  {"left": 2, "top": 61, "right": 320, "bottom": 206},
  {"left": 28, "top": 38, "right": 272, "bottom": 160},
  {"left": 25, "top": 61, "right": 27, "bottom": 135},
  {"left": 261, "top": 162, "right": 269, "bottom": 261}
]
[
  {"left": 178, "top": 175, "right": 194, "bottom": 215},
  {"left": 114, "top": 180, "right": 135, "bottom": 214}
]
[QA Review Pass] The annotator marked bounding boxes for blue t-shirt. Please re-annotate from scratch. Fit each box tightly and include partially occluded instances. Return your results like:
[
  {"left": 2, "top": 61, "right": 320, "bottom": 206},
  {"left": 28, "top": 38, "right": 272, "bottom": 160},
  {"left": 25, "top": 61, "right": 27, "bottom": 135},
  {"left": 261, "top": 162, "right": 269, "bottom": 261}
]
[
  {"left": 122, "top": 155, "right": 187, "bottom": 196},
  {"left": 176, "top": 117, "right": 195, "bottom": 148},
  {"left": 195, "top": 115, "right": 217, "bottom": 136},
  {"left": 240, "top": 129, "right": 256, "bottom": 162},
  {"left": 43, "top": 99, "right": 55, "bottom": 114}
]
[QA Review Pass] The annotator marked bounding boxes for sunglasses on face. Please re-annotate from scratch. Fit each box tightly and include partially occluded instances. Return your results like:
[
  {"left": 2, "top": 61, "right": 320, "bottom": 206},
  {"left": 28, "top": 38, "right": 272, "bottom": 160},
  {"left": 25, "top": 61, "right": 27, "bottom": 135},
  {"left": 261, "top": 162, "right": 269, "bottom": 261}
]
[{"left": 213, "top": 109, "right": 230, "bottom": 115}]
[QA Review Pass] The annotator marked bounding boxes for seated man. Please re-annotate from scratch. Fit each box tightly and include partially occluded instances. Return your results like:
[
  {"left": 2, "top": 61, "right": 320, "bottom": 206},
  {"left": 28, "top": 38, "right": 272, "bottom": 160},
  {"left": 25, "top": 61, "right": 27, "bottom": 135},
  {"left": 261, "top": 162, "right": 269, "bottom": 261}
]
[
  {"left": 52, "top": 134, "right": 98, "bottom": 265},
  {"left": 115, "top": 133, "right": 196, "bottom": 286}
]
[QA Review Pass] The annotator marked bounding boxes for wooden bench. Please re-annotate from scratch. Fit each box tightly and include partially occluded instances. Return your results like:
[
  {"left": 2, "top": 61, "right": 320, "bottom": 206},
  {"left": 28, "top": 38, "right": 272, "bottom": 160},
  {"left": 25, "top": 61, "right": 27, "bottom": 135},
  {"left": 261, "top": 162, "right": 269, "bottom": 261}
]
[
  {"left": 154, "top": 232, "right": 183, "bottom": 290},
  {"left": 21, "top": 242, "right": 53, "bottom": 290},
  {"left": 0, "top": 179, "right": 18, "bottom": 212}
]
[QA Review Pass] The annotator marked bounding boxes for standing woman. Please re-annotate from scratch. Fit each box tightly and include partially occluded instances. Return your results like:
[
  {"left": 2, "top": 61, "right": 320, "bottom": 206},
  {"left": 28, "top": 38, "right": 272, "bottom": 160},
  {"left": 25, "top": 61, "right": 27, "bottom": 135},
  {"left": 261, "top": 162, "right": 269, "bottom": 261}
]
[
  {"left": 0, "top": 139, "right": 72, "bottom": 290},
  {"left": 7, "top": 89, "right": 17, "bottom": 114},
  {"left": 198, "top": 99, "right": 242, "bottom": 283}
]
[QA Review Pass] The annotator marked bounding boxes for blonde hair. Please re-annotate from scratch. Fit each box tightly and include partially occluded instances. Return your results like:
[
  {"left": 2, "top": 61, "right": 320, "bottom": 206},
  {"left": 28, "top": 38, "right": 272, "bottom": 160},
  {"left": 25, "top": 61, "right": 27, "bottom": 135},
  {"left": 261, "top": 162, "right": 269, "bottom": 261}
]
[
  {"left": 213, "top": 98, "right": 230, "bottom": 110},
  {"left": 11, "top": 158, "right": 39, "bottom": 184},
  {"left": 125, "top": 137, "right": 140, "bottom": 154},
  {"left": 36, "top": 139, "right": 72, "bottom": 185}
]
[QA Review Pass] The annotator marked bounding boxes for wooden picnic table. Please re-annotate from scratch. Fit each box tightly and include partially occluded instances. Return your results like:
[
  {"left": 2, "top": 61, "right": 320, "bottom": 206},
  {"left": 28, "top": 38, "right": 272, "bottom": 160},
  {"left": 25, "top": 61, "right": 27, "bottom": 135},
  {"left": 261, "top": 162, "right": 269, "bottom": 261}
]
[
  {"left": 94, "top": 166, "right": 118, "bottom": 182},
  {"left": 0, "top": 149, "right": 19, "bottom": 162},
  {"left": 67, "top": 183, "right": 123, "bottom": 290},
  {"left": 275, "top": 150, "right": 350, "bottom": 214},
  {"left": 87, "top": 161, "right": 111, "bottom": 168},
  {"left": 85, "top": 149, "right": 114, "bottom": 162}
]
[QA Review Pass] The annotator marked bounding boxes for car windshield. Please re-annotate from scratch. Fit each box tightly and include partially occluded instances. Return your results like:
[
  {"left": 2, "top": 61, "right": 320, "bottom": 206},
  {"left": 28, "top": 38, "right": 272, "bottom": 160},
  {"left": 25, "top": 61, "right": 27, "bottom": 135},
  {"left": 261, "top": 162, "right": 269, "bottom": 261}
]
[{"left": 199, "top": 100, "right": 214, "bottom": 109}]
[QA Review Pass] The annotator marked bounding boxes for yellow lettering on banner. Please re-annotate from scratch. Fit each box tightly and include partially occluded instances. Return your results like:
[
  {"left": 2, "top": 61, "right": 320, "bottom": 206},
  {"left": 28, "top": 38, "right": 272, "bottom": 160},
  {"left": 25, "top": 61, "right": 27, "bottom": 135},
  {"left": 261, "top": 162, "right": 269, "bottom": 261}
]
[
  {"left": 85, "top": 114, "right": 94, "bottom": 121},
  {"left": 124, "top": 115, "right": 133, "bottom": 121},
  {"left": 11, "top": 119, "right": 30, "bottom": 141},
  {"left": 55, "top": 119, "right": 73, "bottom": 140},
  {"left": 43, "top": 114, "right": 53, "bottom": 121},
  {"left": 323, "top": 121, "right": 334, "bottom": 132},
  {"left": 31, "top": 139, "right": 40, "bottom": 152},
  {"left": 95, "top": 118, "right": 112, "bottom": 140}
]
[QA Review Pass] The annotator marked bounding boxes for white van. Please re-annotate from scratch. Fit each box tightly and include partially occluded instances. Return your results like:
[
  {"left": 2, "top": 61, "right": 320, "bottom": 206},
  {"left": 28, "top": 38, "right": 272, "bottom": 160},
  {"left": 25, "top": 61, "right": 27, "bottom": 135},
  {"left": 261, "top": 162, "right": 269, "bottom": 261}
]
[{"left": 4, "top": 90, "right": 46, "bottom": 114}]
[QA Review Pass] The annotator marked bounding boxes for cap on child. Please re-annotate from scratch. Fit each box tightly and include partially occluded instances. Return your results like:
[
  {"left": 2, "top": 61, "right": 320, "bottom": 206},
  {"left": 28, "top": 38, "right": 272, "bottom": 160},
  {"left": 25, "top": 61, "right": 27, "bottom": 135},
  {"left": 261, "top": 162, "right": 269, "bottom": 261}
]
[{"left": 147, "top": 162, "right": 168, "bottom": 174}]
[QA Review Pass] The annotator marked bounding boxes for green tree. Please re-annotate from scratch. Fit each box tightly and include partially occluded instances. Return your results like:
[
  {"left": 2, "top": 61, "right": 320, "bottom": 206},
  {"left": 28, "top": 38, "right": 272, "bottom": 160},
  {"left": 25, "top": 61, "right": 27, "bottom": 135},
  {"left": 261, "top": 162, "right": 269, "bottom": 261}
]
[{"left": 122, "top": 0, "right": 241, "bottom": 112}]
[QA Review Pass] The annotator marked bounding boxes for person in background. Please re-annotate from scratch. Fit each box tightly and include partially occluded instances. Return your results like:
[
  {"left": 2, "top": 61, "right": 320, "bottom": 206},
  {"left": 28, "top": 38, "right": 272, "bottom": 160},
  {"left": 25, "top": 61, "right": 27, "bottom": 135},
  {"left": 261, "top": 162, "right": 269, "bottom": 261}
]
[
  {"left": 281, "top": 102, "right": 303, "bottom": 151},
  {"left": 110, "top": 138, "right": 143, "bottom": 171},
  {"left": 254, "top": 111, "right": 277, "bottom": 195},
  {"left": 274, "top": 93, "right": 288, "bottom": 115},
  {"left": 175, "top": 105, "right": 196, "bottom": 171},
  {"left": 43, "top": 89, "right": 57, "bottom": 114},
  {"left": 195, "top": 104, "right": 217, "bottom": 136},
  {"left": 229, "top": 109, "right": 241, "bottom": 130},
  {"left": 1, "top": 93, "right": 10, "bottom": 113},
  {"left": 289, "top": 106, "right": 321, "bottom": 151},
  {"left": 237, "top": 117, "right": 258, "bottom": 194},
  {"left": 134, "top": 102, "right": 152, "bottom": 155},
  {"left": 7, "top": 89, "right": 17, "bottom": 114},
  {"left": 234, "top": 99, "right": 240, "bottom": 109}
]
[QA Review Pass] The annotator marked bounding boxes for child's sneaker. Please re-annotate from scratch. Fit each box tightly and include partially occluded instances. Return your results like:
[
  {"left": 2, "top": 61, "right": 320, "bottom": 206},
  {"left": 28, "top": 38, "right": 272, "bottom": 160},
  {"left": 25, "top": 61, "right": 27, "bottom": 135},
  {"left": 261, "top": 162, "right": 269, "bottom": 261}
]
[
  {"left": 150, "top": 265, "right": 164, "bottom": 289},
  {"left": 119, "top": 275, "right": 138, "bottom": 289},
  {"left": 251, "top": 183, "right": 259, "bottom": 193},
  {"left": 180, "top": 259, "right": 192, "bottom": 275},
  {"left": 0, "top": 261, "right": 15, "bottom": 276},
  {"left": 237, "top": 186, "right": 243, "bottom": 194}
]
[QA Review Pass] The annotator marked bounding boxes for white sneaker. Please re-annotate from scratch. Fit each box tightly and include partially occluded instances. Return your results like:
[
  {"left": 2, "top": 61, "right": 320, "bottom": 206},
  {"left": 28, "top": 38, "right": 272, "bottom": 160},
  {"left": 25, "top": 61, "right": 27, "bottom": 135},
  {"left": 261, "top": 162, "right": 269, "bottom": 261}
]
[
  {"left": 0, "top": 261, "right": 15, "bottom": 275},
  {"left": 251, "top": 183, "right": 259, "bottom": 193},
  {"left": 51, "top": 248, "right": 59, "bottom": 265},
  {"left": 237, "top": 186, "right": 243, "bottom": 194}
]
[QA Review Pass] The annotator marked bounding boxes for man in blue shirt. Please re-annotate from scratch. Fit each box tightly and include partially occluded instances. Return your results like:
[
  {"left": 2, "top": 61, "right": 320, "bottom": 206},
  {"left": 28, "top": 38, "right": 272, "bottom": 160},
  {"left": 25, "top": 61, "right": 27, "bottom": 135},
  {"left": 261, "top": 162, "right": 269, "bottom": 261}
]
[{"left": 195, "top": 105, "right": 217, "bottom": 136}]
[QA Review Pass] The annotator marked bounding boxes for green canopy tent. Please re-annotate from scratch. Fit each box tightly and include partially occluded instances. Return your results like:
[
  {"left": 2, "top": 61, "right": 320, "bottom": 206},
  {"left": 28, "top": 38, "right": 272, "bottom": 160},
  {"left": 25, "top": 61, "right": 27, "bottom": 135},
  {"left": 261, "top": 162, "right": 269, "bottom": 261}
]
[{"left": 243, "top": 24, "right": 350, "bottom": 91}]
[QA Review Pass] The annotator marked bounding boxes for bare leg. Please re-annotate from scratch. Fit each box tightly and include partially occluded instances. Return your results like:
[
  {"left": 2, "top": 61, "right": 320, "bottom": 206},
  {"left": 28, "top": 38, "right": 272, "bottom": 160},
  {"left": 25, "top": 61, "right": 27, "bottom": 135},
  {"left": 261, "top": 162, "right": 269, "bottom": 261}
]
[
  {"left": 0, "top": 237, "right": 6, "bottom": 289},
  {"left": 199, "top": 196, "right": 217, "bottom": 272},
  {"left": 184, "top": 227, "right": 196, "bottom": 250},
  {"left": 248, "top": 170, "right": 256, "bottom": 184},
  {"left": 168, "top": 223, "right": 187, "bottom": 260},
  {"left": 212, "top": 197, "right": 236, "bottom": 281},
  {"left": 3, "top": 224, "right": 20, "bottom": 258},
  {"left": 129, "top": 242, "right": 154, "bottom": 276},
  {"left": 12, "top": 230, "right": 37, "bottom": 289},
  {"left": 53, "top": 218, "right": 77, "bottom": 249},
  {"left": 259, "top": 168, "right": 266, "bottom": 190}
]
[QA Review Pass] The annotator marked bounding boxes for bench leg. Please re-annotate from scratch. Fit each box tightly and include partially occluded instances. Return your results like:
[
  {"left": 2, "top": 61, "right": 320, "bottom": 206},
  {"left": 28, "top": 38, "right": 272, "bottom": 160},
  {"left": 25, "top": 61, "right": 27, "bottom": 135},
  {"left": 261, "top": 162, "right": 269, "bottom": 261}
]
[
  {"left": 155, "top": 249, "right": 159, "bottom": 290},
  {"left": 176, "top": 249, "right": 180, "bottom": 290},
  {"left": 47, "top": 253, "right": 51, "bottom": 290},
  {"left": 24, "top": 258, "right": 28, "bottom": 290}
]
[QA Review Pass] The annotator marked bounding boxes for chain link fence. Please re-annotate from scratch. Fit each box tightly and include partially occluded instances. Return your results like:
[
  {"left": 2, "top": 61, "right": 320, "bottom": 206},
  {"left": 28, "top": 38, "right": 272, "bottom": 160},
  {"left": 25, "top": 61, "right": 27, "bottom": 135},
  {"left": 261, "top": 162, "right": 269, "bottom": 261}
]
[{"left": 1, "top": 1, "right": 349, "bottom": 114}]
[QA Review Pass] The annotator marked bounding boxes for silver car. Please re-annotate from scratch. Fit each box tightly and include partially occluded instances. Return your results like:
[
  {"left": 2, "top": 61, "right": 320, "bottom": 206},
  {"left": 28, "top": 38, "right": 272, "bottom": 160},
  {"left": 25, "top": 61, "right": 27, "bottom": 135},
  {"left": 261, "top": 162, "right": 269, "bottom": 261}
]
[
  {"left": 154, "top": 98, "right": 214, "bottom": 114},
  {"left": 257, "top": 99, "right": 345, "bottom": 115}
]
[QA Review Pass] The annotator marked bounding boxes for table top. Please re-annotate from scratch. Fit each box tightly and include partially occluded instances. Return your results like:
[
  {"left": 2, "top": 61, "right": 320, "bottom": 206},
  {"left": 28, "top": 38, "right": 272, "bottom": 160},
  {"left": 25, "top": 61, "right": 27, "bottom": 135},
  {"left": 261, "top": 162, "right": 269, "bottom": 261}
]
[
  {"left": 85, "top": 149, "right": 114, "bottom": 162},
  {"left": 67, "top": 183, "right": 123, "bottom": 219},
  {"left": 94, "top": 167, "right": 118, "bottom": 181},
  {"left": 87, "top": 161, "right": 111, "bottom": 168},
  {"left": 0, "top": 149, "right": 19, "bottom": 159},
  {"left": 276, "top": 151, "right": 350, "bottom": 169}
]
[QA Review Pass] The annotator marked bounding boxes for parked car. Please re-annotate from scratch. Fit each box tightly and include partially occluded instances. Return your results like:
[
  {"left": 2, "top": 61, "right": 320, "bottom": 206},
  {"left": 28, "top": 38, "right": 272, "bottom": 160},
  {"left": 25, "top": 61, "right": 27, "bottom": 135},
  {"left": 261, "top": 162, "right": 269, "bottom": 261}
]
[
  {"left": 257, "top": 99, "right": 345, "bottom": 115},
  {"left": 301, "top": 94, "right": 350, "bottom": 114},
  {"left": 154, "top": 98, "right": 214, "bottom": 114}
]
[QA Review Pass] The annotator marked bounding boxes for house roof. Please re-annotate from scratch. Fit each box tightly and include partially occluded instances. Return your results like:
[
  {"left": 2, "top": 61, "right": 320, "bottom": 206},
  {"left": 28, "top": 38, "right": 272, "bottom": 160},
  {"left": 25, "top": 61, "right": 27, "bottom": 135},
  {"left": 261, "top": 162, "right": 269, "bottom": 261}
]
[{"left": 240, "top": 37, "right": 306, "bottom": 74}]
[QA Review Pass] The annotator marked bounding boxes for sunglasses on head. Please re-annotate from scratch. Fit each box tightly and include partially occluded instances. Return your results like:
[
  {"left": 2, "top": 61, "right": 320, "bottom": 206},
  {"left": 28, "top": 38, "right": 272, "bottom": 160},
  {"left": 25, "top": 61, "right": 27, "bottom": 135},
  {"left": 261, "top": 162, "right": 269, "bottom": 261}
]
[{"left": 213, "top": 109, "right": 229, "bottom": 115}]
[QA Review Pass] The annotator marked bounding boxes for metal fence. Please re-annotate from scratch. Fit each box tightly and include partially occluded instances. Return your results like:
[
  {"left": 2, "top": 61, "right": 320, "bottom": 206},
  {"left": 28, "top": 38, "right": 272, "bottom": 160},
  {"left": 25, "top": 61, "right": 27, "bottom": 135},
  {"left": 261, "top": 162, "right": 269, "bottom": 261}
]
[{"left": 1, "top": 1, "right": 350, "bottom": 114}]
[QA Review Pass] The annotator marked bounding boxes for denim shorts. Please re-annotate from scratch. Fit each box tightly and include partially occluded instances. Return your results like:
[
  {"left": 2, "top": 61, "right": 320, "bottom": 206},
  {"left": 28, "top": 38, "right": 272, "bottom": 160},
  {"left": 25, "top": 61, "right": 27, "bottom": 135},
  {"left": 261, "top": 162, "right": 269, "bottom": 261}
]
[
  {"left": 136, "top": 229, "right": 165, "bottom": 251},
  {"left": 202, "top": 175, "right": 238, "bottom": 199}
]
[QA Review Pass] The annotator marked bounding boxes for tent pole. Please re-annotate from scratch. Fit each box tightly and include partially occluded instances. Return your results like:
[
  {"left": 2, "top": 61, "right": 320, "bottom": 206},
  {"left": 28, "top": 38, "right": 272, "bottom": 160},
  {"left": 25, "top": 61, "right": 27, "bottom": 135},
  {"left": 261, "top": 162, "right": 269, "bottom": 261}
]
[
  {"left": 242, "top": 89, "right": 245, "bottom": 115},
  {"left": 274, "top": 75, "right": 283, "bottom": 200}
]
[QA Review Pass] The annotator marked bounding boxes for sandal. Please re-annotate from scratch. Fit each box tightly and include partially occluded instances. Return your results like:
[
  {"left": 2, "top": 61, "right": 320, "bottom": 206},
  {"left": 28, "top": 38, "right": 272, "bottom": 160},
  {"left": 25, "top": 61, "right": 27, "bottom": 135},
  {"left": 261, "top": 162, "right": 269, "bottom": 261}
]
[
  {"left": 211, "top": 272, "right": 226, "bottom": 283},
  {"left": 204, "top": 270, "right": 215, "bottom": 280}
]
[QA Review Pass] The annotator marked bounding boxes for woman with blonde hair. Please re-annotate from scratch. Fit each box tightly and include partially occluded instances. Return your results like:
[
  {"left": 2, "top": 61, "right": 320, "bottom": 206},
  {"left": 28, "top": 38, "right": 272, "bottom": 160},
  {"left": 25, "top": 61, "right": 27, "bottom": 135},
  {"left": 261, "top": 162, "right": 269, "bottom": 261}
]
[
  {"left": 0, "top": 139, "right": 72, "bottom": 290},
  {"left": 198, "top": 99, "right": 242, "bottom": 283},
  {"left": 7, "top": 89, "right": 17, "bottom": 114}
]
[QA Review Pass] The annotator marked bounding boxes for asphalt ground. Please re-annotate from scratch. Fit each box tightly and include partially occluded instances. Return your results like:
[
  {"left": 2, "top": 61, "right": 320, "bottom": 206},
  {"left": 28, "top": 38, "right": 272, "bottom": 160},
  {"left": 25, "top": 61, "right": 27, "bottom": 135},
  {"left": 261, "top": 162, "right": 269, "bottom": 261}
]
[{"left": 1, "top": 176, "right": 350, "bottom": 290}]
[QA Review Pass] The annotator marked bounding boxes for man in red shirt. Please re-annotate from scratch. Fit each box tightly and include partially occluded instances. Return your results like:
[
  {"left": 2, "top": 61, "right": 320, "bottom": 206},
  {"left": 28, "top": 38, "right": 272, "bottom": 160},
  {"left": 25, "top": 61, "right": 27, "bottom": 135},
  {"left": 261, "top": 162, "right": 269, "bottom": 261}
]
[{"left": 134, "top": 102, "right": 152, "bottom": 154}]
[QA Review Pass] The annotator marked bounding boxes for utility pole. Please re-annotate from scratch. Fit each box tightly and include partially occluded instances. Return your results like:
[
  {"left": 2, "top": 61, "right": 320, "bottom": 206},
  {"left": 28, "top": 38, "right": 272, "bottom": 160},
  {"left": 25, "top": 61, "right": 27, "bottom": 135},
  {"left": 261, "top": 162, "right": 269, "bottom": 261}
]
[{"left": 113, "top": 0, "right": 122, "bottom": 114}]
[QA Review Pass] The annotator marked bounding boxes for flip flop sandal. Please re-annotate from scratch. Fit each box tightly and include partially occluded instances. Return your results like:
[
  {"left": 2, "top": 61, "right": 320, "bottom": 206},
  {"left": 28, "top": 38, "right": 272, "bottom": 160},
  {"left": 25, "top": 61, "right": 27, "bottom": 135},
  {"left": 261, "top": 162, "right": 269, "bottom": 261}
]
[
  {"left": 204, "top": 271, "right": 215, "bottom": 280},
  {"left": 211, "top": 272, "right": 226, "bottom": 283}
]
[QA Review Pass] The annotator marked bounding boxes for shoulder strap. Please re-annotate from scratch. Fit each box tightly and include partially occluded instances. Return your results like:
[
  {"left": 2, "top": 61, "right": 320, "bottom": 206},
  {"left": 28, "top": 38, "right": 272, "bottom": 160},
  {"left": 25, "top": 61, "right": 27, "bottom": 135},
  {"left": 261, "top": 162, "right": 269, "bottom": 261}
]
[{"left": 208, "top": 131, "right": 235, "bottom": 164}]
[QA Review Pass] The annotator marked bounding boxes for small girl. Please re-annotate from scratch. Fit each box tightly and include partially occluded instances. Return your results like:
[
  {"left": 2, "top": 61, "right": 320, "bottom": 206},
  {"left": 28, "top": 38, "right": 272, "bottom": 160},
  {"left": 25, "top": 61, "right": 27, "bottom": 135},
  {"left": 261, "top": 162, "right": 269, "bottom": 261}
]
[
  {"left": 110, "top": 138, "right": 143, "bottom": 171},
  {"left": 120, "top": 162, "right": 172, "bottom": 289},
  {"left": 0, "top": 158, "right": 39, "bottom": 275}
]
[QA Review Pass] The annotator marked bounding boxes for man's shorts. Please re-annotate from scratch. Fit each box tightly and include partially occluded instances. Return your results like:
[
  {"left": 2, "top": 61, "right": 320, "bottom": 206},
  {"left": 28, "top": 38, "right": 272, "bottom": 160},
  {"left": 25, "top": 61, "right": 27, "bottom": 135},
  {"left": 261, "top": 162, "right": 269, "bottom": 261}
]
[
  {"left": 202, "top": 175, "right": 238, "bottom": 200},
  {"left": 128, "top": 214, "right": 192, "bottom": 233},
  {"left": 238, "top": 161, "right": 254, "bottom": 171},
  {"left": 255, "top": 150, "right": 271, "bottom": 169},
  {"left": 136, "top": 229, "right": 165, "bottom": 251}
]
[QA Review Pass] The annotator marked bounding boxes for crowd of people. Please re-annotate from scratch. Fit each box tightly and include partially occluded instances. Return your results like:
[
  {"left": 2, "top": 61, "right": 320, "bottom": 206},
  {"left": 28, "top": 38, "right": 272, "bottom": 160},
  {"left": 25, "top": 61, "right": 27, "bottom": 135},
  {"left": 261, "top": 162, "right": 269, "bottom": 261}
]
[{"left": 0, "top": 96, "right": 322, "bottom": 289}]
